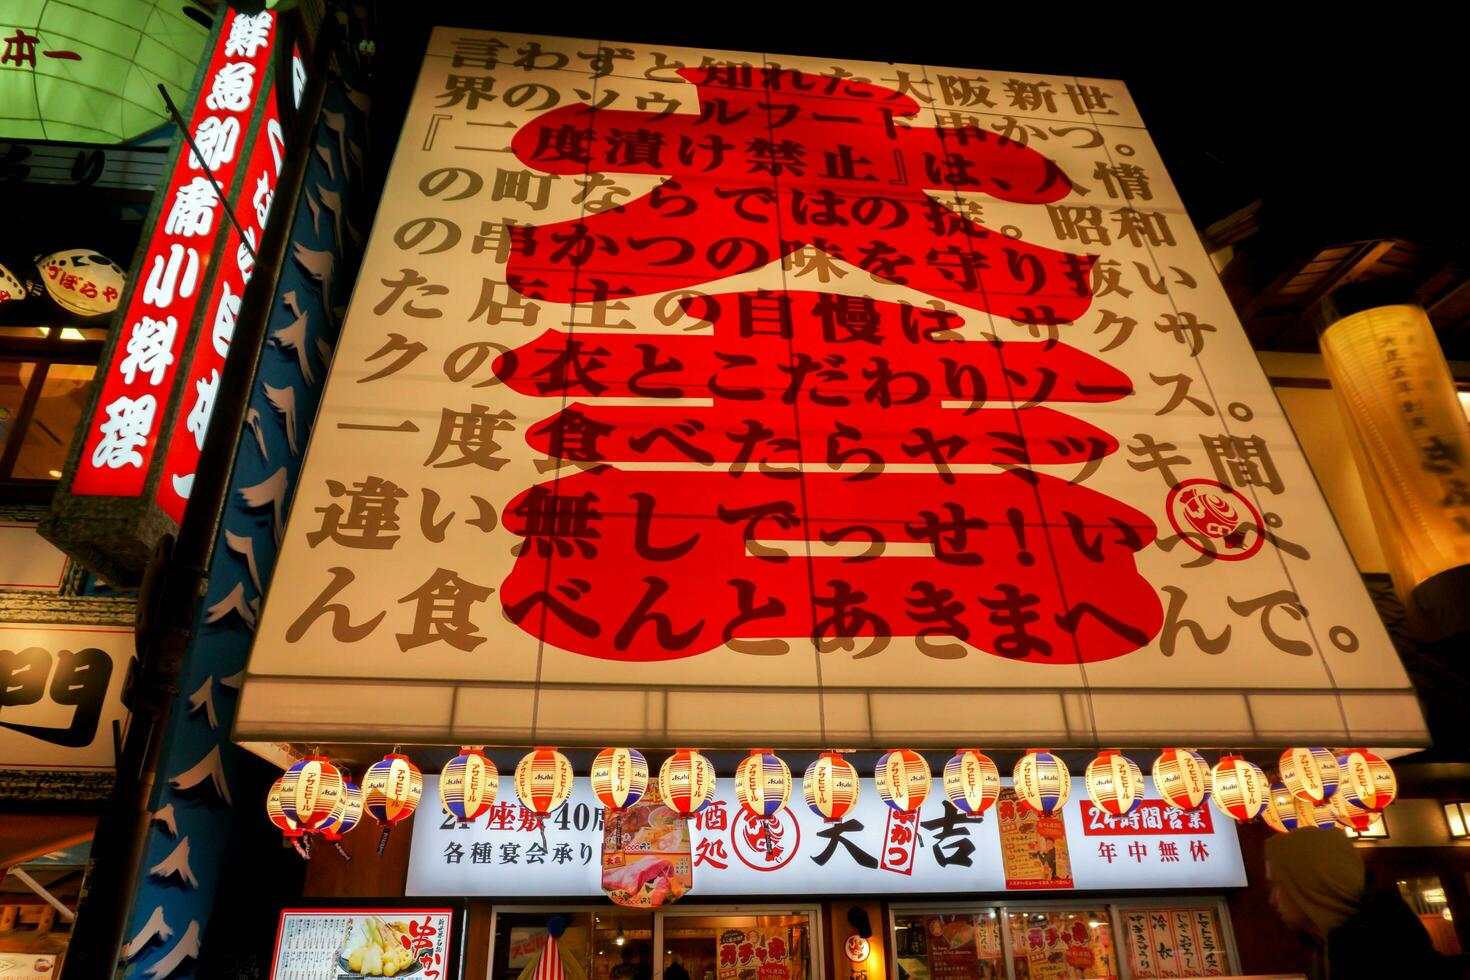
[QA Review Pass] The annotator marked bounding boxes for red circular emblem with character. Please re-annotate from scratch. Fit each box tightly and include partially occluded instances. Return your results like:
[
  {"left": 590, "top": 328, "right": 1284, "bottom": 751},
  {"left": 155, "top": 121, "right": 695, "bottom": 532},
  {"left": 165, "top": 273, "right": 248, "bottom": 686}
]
[
  {"left": 1165, "top": 478, "right": 1265, "bottom": 561},
  {"left": 731, "top": 806, "right": 800, "bottom": 871}
]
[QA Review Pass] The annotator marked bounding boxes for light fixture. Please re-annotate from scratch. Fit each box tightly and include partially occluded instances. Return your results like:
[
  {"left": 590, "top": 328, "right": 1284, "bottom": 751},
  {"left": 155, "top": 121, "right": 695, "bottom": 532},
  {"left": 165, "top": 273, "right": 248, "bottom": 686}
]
[
  {"left": 614, "top": 928, "right": 626, "bottom": 947},
  {"left": 1443, "top": 801, "right": 1470, "bottom": 839}
]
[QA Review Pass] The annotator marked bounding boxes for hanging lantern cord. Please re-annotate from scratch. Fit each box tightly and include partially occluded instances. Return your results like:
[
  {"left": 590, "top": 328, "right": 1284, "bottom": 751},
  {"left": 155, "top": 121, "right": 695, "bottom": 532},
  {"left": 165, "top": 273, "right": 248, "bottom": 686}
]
[
  {"left": 301, "top": 834, "right": 314, "bottom": 861},
  {"left": 763, "top": 816, "right": 775, "bottom": 858},
  {"left": 376, "top": 827, "right": 391, "bottom": 856}
]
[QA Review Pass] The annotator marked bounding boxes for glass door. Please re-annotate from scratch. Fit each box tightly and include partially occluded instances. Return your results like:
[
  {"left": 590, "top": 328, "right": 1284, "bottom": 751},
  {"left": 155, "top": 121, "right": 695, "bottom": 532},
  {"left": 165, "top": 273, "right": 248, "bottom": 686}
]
[{"left": 655, "top": 906, "right": 823, "bottom": 980}]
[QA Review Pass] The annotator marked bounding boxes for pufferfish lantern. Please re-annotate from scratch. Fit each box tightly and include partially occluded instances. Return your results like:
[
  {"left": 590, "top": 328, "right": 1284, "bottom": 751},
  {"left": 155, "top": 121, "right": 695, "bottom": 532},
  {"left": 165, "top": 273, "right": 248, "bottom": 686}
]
[
  {"left": 658, "top": 748, "right": 717, "bottom": 817},
  {"left": 1152, "top": 749, "right": 1211, "bottom": 811},
  {"left": 1084, "top": 750, "right": 1143, "bottom": 817},
  {"left": 591, "top": 747, "right": 650, "bottom": 812},
  {"left": 804, "top": 752, "right": 860, "bottom": 822},
  {"left": 364, "top": 754, "right": 423, "bottom": 855},
  {"left": 1336, "top": 749, "right": 1396, "bottom": 813},
  {"left": 1210, "top": 755, "right": 1268, "bottom": 823},
  {"left": 266, "top": 774, "right": 307, "bottom": 858},
  {"left": 875, "top": 749, "right": 932, "bottom": 813},
  {"left": 944, "top": 749, "right": 1000, "bottom": 816},
  {"left": 1279, "top": 747, "right": 1341, "bottom": 805},
  {"left": 440, "top": 748, "right": 499, "bottom": 822},
  {"left": 32, "top": 249, "right": 124, "bottom": 317},
  {"left": 514, "top": 747, "right": 575, "bottom": 820},
  {"left": 1013, "top": 749, "right": 1070, "bottom": 816}
]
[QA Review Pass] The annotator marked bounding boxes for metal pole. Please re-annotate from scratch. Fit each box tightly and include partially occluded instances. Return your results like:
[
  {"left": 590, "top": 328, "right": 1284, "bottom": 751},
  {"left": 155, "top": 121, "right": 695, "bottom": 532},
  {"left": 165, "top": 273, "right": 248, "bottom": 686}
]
[{"left": 61, "top": 15, "right": 338, "bottom": 977}]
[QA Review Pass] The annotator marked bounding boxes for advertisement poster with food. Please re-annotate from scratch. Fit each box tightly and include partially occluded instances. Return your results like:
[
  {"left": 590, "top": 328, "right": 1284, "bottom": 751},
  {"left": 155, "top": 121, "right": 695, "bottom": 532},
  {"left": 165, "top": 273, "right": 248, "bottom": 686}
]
[
  {"left": 601, "top": 784, "right": 693, "bottom": 907},
  {"left": 996, "top": 790, "right": 1073, "bottom": 890},
  {"left": 270, "top": 908, "right": 453, "bottom": 980},
  {"left": 922, "top": 916, "right": 984, "bottom": 980},
  {"left": 717, "top": 929, "right": 791, "bottom": 980}
]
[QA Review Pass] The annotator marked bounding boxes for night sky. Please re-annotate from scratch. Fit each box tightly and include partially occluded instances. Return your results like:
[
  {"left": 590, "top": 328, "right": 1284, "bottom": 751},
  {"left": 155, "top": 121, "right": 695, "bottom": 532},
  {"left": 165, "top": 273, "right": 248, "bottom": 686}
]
[{"left": 362, "top": 11, "right": 1464, "bottom": 244}]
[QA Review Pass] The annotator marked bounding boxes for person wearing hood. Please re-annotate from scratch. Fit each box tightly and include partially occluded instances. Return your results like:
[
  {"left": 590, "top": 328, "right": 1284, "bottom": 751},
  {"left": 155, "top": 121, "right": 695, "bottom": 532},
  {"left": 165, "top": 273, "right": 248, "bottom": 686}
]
[{"left": 1266, "top": 826, "right": 1459, "bottom": 978}]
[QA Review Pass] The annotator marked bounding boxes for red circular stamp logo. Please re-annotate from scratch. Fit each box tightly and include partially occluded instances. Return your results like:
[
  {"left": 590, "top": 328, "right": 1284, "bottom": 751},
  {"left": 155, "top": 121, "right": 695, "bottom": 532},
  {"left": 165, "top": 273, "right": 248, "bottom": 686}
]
[
  {"left": 730, "top": 806, "right": 800, "bottom": 871},
  {"left": 1165, "top": 478, "right": 1264, "bottom": 561}
]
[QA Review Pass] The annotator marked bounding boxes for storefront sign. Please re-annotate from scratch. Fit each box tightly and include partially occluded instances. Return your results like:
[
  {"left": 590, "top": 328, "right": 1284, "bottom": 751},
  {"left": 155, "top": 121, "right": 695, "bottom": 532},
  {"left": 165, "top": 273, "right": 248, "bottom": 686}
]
[
  {"left": 44, "top": 9, "right": 282, "bottom": 585},
  {"left": 238, "top": 28, "right": 1427, "bottom": 750},
  {"left": 843, "top": 937, "right": 870, "bottom": 963},
  {"left": 0, "top": 624, "right": 133, "bottom": 769},
  {"left": 405, "top": 776, "right": 1245, "bottom": 896},
  {"left": 269, "top": 908, "right": 453, "bottom": 980}
]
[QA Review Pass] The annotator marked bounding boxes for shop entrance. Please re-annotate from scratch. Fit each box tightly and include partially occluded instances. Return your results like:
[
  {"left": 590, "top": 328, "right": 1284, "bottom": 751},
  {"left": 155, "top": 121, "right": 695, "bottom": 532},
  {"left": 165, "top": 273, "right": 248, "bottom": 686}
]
[{"left": 489, "top": 906, "right": 823, "bottom": 980}]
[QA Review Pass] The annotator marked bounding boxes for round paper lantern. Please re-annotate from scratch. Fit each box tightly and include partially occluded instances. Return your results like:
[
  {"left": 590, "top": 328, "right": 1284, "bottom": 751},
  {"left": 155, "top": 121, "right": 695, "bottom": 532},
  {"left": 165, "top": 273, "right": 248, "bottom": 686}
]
[
  {"left": 1013, "top": 749, "right": 1070, "bottom": 815},
  {"left": 279, "top": 756, "right": 344, "bottom": 832},
  {"left": 515, "top": 747, "right": 574, "bottom": 817},
  {"left": 804, "top": 752, "right": 860, "bottom": 822},
  {"left": 364, "top": 753, "right": 424, "bottom": 854},
  {"left": 1336, "top": 749, "right": 1397, "bottom": 812},
  {"left": 440, "top": 748, "right": 499, "bottom": 822},
  {"left": 33, "top": 249, "right": 125, "bottom": 317},
  {"left": 266, "top": 774, "right": 305, "bottom": 856},
  {"left": 1210, "top": 755, "right": 1267, "bottom": 823},
  {"left": 875, "top": 749, "right": 932, "bottom": 813},
  {"left": 1084, "top": 750, "right": 1143, "bottom": 817},
  {"left": 944, "top": 749, "right": 1000, "bottom": 816},
  {"left": 1152, "top": 749, "right": 1210, "bottom": 811},
  {"left": 1262, "top": 781, "right": 1334, "bottom": 833},
  {"left": 1279, "top": 747, "right": 1341, "bottom": 804},
  {"left": 658, "top": 748, "right": 717, "bottom": 816},
  {"left": 735, "top": 749, "right": 791, "bottom": 818},
  {"left": 1330, "top": 792, "right": 1383, "bottom": 833},
  {"left": 591, "top": 747, "right": 649, "bottom": 811},
  {"left": 321, "top": 780, "right": 364, "bottom": 840}
]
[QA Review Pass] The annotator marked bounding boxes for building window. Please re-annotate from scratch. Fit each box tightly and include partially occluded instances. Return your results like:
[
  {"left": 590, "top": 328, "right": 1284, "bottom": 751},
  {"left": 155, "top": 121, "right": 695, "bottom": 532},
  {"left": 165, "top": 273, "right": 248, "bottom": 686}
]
[{"left": 0, "top": 324, "right": 104, "bottom": 494}]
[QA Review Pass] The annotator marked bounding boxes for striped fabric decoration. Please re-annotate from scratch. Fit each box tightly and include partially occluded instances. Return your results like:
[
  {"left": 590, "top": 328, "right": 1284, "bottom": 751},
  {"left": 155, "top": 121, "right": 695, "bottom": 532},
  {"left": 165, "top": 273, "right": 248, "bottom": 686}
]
[
  {"left": 1279, "top": 747, "right": 1341, "bottom": 804},
  {"left": 735, "top": 749, "right": 791, "bottom": 817},
  {"left": 1013, "top": 749, "right": 1070, "bottom": 815},
  {"left": 441, "top": 748, "right": 499, "bottom": 821},
  {"left": 943, "top": 749, "right": 1000, "bottom": 816},
  {"left": 803, "top": 752, "right": 860, "bottom": 822},
  {"left": 279, "top": 756, "right": 344, "bottom": 831},
  {"left": 533, "top": 933, "right": 564, "bottom": 980},
  {"left": 591, "top": 747, "right": 649, "bottom": 811},
  {"left": 875, "top": 749, "right": 932, "bottom": 813},
  {"left": 1084, "top": 750, "right": 1143, "bottom": 817},
  {"left": 1336, "top": 749, "right": 1396, "bottom": 811},
  {"left": 1210, "top": 755, "right": 1267, "bottom": 822},
  {"left": 514, "top": 747, "right": 574, "bottom": 816},
  {"left": 658, "top": 748, "right": 717, "bottom": 816},
  {"left": 1152, "top": 748, "right": 1210, "bottom": 811}
]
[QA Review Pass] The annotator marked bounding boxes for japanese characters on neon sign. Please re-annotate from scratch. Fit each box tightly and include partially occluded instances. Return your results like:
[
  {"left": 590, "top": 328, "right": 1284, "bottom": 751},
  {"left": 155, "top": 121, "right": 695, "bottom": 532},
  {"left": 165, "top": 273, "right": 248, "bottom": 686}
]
[
  {"left": 71, "top": 10, "right": 275, "bottom": 498},
  {"left": 237, "top": 30, "right": 1427, "bottom": 751}
]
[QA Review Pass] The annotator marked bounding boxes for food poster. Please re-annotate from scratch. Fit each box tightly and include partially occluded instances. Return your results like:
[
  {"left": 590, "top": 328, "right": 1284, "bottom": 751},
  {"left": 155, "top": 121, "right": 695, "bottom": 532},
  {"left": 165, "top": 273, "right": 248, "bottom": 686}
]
[
  {"left": 717, "top": 928, "right": 792, "bottom": 980},
  {"left": 1007, "top": 913, "right": 1115, "bottom": 980},
  {"left": 0, "top": 955, "right": 58, "bottom": 980},
  {"left": 601, "top": 783, "right": 693, "bottom": 907},
  {"left": 270, "top": 909, "right": 453, "bottom": 980},
  {"left": 929, "top": 915, "right": 1003, "bottom": 980},
  {"left": 997, "top": 789, "right": 1073, "bottom": 889}
]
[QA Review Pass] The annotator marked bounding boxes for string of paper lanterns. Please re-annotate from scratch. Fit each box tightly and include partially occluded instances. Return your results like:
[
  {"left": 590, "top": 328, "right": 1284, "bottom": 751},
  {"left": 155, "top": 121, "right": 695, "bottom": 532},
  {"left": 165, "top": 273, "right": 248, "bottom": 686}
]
[{"left": 266, "top": 744, "right": 1401, "bottom": 859}]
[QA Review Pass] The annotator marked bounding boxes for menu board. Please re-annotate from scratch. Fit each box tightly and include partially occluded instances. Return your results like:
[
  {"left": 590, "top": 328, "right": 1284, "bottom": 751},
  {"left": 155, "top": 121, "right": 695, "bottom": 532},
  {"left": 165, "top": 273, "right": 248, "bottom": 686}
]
[
  {"left": 1118, "top": 908, "right": 1225, "bottom": 979},
  {"left": 717, "top": 928, "right": 792, "bottom": 980},
  {"left": 601, "top": 783, "right": 694, "bottom": 907},
  {"left": 996, "top": 789, "right": 1073, "bottom": 890},
  {"left": 270, "top": 908, "right": 454, "bottom": 980}
]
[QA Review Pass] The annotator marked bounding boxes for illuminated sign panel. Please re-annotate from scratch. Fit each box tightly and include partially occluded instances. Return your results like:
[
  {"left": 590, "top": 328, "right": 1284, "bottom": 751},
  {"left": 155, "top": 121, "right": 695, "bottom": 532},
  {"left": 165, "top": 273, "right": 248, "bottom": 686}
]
[{"left": 237, "top": 29, "right": 1428, "bottom": 750}]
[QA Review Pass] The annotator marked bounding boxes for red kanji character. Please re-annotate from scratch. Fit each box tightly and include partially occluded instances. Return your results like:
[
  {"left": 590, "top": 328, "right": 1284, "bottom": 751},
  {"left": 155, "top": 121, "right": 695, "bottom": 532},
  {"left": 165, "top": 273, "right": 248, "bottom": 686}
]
[{"left": 508, "top": 67, "right": 1094, "bottom": 324}]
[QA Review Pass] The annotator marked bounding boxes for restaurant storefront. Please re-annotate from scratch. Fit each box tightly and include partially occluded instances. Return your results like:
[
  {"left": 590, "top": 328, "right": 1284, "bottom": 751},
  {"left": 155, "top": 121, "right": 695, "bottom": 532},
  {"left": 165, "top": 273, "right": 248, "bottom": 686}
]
[{"left": 213, "top": 21, "right": 1436, "bottom": 980}]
